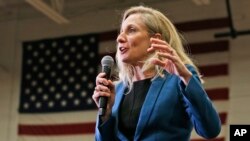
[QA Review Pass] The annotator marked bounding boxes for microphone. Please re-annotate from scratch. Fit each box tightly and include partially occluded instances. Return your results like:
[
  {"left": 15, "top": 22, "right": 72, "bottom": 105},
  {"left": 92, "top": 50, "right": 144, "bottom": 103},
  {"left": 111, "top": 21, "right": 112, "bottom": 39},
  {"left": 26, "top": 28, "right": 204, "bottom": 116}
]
[{"left": 99, "top": 55, "right": 114, "bottom": 116}]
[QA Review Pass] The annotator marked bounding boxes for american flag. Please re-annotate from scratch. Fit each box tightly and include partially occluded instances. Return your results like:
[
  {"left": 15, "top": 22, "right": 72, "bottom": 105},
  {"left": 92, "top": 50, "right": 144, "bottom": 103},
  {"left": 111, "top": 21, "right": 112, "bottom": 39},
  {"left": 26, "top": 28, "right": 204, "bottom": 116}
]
[
  {"left": 18, "top": 17, "right": 229, "bottom": 141},
  {"left": 18, "top": 34, "right": 99, "bottom": 141}
]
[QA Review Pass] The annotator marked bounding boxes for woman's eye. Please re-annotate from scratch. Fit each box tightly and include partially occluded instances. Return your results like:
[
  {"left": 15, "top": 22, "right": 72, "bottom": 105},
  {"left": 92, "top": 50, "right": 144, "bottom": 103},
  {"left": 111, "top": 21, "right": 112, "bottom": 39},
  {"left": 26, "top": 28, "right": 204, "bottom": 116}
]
[{"left": 128, "top": 27, "right": 136, "bottom": 33}]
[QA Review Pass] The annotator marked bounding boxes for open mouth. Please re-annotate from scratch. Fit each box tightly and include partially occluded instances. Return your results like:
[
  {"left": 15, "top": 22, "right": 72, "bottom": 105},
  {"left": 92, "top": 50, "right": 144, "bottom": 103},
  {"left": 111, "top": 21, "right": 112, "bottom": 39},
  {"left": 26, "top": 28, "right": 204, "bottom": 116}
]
[{"left": 119, "top": 47, "right": 128, "bottom": 54}]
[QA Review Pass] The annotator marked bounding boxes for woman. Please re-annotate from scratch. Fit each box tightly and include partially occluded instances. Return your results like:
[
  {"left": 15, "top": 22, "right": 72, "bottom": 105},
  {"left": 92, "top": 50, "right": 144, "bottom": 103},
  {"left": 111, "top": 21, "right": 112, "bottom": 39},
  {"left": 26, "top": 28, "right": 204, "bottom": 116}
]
[{"left": 92, "top": 5, "right": 221, "bottom": 141}]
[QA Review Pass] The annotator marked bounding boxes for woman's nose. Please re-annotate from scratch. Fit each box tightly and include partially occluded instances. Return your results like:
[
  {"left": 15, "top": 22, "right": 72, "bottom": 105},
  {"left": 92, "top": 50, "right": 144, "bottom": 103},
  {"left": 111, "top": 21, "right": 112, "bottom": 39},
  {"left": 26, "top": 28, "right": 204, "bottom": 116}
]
[{"left": 116, "top": 32, "right": 126, "bottom": 43}]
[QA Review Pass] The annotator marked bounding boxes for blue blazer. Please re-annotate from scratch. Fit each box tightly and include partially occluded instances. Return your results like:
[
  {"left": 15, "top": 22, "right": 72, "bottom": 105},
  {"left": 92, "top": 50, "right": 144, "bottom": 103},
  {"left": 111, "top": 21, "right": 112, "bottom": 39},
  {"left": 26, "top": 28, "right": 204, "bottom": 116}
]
[{"left": 95, "top": 65, "right": 221, "bottom": 141}]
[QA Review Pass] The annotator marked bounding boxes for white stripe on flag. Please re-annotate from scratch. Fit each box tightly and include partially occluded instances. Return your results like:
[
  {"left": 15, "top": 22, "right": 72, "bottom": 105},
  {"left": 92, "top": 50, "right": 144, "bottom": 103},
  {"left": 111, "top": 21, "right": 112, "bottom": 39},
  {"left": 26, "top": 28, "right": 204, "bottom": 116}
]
[
  {"left": 213, "top": 100, "right": 229, "bottom": 113},
  {"left": 18, "top": 134, "right": 95, "bottom": 141},
  {"left": 99, "top": 41, "right": 116, "bottom": 54},
  {"left": 203, "top": 76, "right": 229, "bottom": 90},
  {"left": 193, "top": 52, "right": 229, "bottom": 66},
  {"left": 19, "top": 110, "right": 97, "bottom": 124}
]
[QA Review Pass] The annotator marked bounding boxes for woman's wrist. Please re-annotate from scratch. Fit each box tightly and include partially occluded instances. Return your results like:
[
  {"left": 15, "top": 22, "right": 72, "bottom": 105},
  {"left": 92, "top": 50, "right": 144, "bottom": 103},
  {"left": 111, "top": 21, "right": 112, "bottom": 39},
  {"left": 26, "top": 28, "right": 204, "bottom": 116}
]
[{"left": 181, "top": 71, "right": 192, "bottom": 85}]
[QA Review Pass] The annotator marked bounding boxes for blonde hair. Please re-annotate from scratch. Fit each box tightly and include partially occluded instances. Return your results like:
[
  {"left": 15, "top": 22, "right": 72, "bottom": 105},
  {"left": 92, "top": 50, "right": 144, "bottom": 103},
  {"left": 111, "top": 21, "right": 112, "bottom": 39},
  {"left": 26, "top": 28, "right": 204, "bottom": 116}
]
[{"left": 115, "top": 5, "right": 202, "bottom": 92}]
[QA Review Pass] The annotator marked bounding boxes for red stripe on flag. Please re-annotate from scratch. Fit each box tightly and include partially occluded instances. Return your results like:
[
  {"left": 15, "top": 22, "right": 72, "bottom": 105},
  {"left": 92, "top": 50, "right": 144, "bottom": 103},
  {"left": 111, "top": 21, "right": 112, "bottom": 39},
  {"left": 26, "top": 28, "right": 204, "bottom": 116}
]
[
  {"left": 219, "top": 112, "right": 227, "bottom": 125},
  {"left": 188, "top": 40, "right": 229, "bottom": 55},
  {"left": 206, "top": 88, "right": 229, "bottom": 101},
  {"left": 199, "top": 64, "right": 228, "bottom": 77},
  {"left": 99, "top": 40, "right": 229, "bottom": 61},
  {"left": 98, "top": 57, "right": 229, "bottom": 77},
  {"left": 18, "top": 122, "right": 95, "bottom": 135},
  {"left": 18, "top": 113, "right": 227, "bottom": 136},
  {"left": 99, "top": 18, "right": 229, "bottom": 42},
  {"left": 191, "top": 137, "right": 225, "bottom": 141},
  {"left": 99, "top": 30, "right": 118, "bottom": 42},
  {"left": 176, "top": 17, "right": 229, "bottom": 32}
]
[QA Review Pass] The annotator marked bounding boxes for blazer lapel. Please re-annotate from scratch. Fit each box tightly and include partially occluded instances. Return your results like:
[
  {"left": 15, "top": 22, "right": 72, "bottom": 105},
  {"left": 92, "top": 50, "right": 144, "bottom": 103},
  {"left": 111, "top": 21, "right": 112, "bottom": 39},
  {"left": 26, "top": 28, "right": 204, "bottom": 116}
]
[
  {"left": 134, "top": 74, "right": 168, "bottom": 140},
  {"left": 112, "top": 82, "right": 125, "bottom": 115},
  {"left": 112, "top": 82, "right": 128, "bottom": 140}
]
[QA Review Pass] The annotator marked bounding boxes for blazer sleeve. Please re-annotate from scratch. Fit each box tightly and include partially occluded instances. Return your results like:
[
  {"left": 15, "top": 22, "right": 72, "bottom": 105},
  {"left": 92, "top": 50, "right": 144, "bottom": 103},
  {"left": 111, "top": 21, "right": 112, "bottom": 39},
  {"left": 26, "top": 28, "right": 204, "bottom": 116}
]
[
  {"left": 178, "top": 65, "right": 221, "bottom": 139},
  {"left": 95, "top": 82, "right": 123, "bottom": 141},
  {"left": 95, "top": 115, "right": 115, "bottom": 141}
]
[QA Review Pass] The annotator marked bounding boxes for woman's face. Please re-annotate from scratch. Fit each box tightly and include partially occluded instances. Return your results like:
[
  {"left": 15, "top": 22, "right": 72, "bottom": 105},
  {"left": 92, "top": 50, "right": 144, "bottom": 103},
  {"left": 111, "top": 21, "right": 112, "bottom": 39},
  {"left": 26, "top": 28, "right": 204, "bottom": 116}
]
[{"left": 116, "top": 14, "right": 151, "bottom": 66}]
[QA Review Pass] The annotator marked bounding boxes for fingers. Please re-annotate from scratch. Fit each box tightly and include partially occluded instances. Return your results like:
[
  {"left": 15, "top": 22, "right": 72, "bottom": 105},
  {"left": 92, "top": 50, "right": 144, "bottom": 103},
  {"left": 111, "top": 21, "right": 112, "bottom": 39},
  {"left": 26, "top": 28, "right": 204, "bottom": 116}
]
[
  {"left": 150, "top": 37, "right": 167, "bottom": 45},
  {"left": 93, "top": 75, "right": 114, "bottom": 107},
  {"left": 94, "top": 84, "right": 111, "bottom": 93},
  {"left": 151, "top": 58, "right": 176, "bottom": 74},
  {"left": 107, "top": 80, "right": 115, "bottom": 91},
  {"left": 148, "top": 43, "right": 174, "bottom": 54},
  {"left": 150, "top": 58, "right": 166, "bottom": 67},
  {"left": 148, "top": 38, "right": 174, "bottom": 55},
  {"left": 95, "top": 72, "right": 109, "bottom": 85},
  {"left": 147, "top": 37, "right": 177, "bottom": 63},
  {"left": 148, "top": 38, "right": 192, "bottom": 82},
  {"left": 147, "top": 38, "right": 181, "bottom": 74},
  {"left": 157, "top": 52, "right": 177, "bottom": 62},
  {"left": 92, "top": 85, "right": 111, "bottom": 107}
]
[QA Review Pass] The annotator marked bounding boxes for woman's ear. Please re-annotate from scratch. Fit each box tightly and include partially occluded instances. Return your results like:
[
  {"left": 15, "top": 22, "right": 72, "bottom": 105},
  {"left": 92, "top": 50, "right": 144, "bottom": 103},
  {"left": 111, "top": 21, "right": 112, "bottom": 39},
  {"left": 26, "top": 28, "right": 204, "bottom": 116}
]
[{"left": 152, "top": 33, "right": 162, "bottom": 39}]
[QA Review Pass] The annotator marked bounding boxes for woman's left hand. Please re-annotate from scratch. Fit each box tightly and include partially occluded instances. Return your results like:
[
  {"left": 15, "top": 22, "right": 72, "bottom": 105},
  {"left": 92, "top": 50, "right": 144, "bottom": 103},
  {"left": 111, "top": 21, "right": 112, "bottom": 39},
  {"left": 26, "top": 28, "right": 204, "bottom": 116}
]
[{"left": 147, "top": 38, "right": 192, "bottom": 84}]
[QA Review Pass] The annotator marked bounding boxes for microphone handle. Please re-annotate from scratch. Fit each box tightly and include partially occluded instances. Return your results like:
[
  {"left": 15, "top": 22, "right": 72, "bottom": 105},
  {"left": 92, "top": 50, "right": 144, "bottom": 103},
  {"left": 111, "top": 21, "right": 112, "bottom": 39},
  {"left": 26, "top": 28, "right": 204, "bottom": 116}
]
[
  {"left": 98, "top": 66, "right": 111, "bottom": 116},
  {"left": 99, "top": 97, "right": 108, "bottom": 116}
]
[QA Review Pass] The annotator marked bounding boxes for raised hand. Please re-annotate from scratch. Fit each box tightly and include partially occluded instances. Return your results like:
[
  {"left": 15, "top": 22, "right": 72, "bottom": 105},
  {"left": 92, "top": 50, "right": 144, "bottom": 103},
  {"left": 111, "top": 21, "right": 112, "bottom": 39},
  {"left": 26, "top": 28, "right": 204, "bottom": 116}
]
[{"left": 147, "top": 38, "right": 192, "bottom": 84}]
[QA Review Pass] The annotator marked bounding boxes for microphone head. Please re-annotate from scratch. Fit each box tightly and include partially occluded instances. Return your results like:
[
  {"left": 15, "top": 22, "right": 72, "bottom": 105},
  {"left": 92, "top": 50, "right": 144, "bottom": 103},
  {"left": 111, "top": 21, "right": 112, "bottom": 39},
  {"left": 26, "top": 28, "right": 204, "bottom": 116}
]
[{"left": 101, "top": 55, "right": 114, "bottom": 67}]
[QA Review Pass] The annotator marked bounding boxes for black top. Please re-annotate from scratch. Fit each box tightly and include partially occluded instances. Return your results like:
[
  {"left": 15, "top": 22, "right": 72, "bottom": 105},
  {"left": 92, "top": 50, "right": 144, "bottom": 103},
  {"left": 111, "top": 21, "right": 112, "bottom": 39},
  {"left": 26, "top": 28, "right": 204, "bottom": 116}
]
[{"left": 119, "top": 78, "right": 152, "bottom": 141}]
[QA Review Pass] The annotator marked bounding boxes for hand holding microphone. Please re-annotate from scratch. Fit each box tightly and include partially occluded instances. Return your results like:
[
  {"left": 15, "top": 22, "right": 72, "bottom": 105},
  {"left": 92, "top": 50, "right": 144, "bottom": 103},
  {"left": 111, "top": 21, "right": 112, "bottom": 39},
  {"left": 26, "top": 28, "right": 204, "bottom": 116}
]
[
  {"left": 92, "top": 55, "right": 114, "bottom": 117},
  {"left": 99, "top": 56, "right": 114, "bottom": 116}
]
